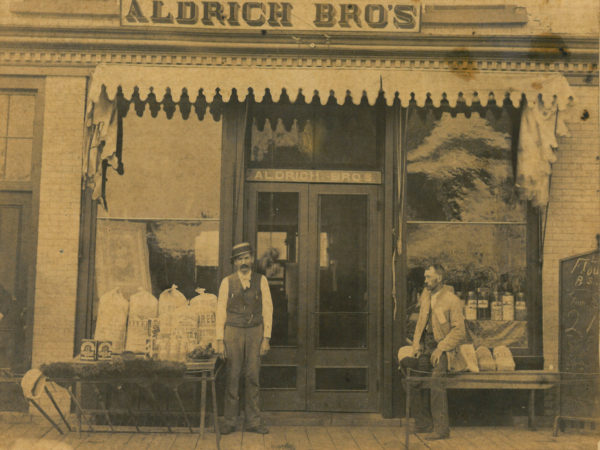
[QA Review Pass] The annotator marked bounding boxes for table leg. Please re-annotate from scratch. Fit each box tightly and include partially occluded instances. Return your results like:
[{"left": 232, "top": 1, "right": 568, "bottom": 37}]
[
  {"left": 92, "top": 383, "right": 114, "bottom": 431},
  {"left": 211, "top": 374, "right": 220, "bottom": 450},
  {"left": 528, "top": 389, "right": 536, "bottom": 430},
  {"left": 172, "top": 386, "right": 193, "bottom": 433},
  {"left": 200, "top": 373, "right": 207, "bottom": 440},
  {"left": 28, "top": 399, "right": 63, "bottom": 435},
  {"left": 44, "top": 385, "right": 72, "bottom": 432},
  {"left": 67, "top": 382, "right": 94, "bottom": 432},
  {"left": 140, "top": 384, "right": 172, "bottom": 433},
  {"left": 75, "top": 381, "right": 82, "bottom": 435},
  {"left": 553, "top": 382, "right": 561, "bottom": 437},
  {"left": 405, "top": 378, "right": 410, "bottom": 449}
]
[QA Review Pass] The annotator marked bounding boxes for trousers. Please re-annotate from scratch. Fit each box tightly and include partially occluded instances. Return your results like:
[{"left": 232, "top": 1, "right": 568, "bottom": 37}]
[
  {"left": 401, "top": 348, "right": 449, "bottom": 436},
  {"left": 223, "top": 324, "right": 263, "bottom": 428}
]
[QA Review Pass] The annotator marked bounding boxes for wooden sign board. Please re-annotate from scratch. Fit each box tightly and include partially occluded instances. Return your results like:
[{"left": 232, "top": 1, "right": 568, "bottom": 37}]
[{"left": 558, "top": 249, "right": 599, "bottom": 418}]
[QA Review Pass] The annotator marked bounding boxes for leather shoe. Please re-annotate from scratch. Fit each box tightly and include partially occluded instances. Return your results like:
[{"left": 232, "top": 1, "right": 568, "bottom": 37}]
[
  {"left": 246, "top": 424, "right": 269, "bottom": 434},
  {"left": 220, "top": 424, "right": 236, "bottom": 435},
  {"left": 424, "top": 432, "right": 449, "bottom": 440},
  {"left": 414, "top": 424, "right": 433, "bottom": 433}
]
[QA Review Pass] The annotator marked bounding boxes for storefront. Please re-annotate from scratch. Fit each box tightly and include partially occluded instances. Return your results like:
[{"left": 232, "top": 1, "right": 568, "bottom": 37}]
[{"left": 0, "top": 0, "right": 598, "bottom": 419}]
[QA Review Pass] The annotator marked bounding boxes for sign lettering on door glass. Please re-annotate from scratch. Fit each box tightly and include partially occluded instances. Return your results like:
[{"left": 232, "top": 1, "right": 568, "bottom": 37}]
[{"left": 246, "top": 169, "right": 381, "bottom": 184}]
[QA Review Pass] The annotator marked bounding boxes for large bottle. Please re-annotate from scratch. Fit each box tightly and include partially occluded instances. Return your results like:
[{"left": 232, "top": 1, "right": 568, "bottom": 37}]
[
  {"left": 490, "top": 291, "right": 503, "bottom": 321},
  {"left": 502, "top": 291, "right": 515, "bottom": 321},
  {"left": 465, "top": 291, "right": 478, "bottom": 320},
  {"left": 515, "top": 292, "right": 527, "bottom": 321},
  {"left": 477, "top": 287, "right": 490, "bottom": 320}
]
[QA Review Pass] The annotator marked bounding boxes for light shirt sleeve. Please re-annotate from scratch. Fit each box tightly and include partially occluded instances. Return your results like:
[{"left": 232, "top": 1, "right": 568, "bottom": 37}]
[
  {"left": 260, "top": 275, "right": 273, "bottom": 339},
  {"left": 215, "top": 277, "right": 229, "bottom": 340}
]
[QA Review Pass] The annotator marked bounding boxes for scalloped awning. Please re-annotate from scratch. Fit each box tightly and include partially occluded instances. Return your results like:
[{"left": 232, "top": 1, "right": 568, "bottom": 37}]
[{"left": 89, "top": 63, "right": 575, "bottom": 109}]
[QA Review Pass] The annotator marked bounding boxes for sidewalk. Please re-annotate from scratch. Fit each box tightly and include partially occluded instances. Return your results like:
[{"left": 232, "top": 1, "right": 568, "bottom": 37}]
[{"left": 1, "top": 418, "right": 598, "bottom": 449}]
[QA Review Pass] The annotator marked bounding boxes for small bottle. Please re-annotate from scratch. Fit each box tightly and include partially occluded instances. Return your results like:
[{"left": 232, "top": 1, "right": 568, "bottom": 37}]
[
  {"left": 477, "top": 288, "right": 490, "bottom": 320},
  {"left": 465, "top": 291, "right": 478, "bottom": 321},
  {"left": 490, "top": 291, "right": 503, "bottom": 321},
  {"left": 502, "top": 292, "right": 515, "bottom": 321},
  {"left": 515, "top": 292, "right": 527, "bottom": 321}
]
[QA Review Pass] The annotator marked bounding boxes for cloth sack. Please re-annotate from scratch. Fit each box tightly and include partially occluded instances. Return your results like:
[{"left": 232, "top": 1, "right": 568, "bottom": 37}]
[
  {"left": 493, "top": 345, "right": 516, "bottom": 371},
  {"left": 125, "top": 288, "right": 158, "bottom": 353},
  {"left": 459, "top": 344, "right": 480, "bottom": 373},
  {"left": 169, "top": 303, "right": 202, "bottom": 362},
  {"left": 94, "top": 288, "right": 129, "bottom": 353},
  {"left": 397, "top": 345, "right": 415, "bottom": 364},
  {"left": 476, "top": 346, "right": 497, "bottom": 371},
  {"left": 21, "top": 369, "right": 47, "bottom": 400},
  {"left": 158, "top": 285, "right": 187, "bottom": 336},
  {"left": 190, "top": 288, "right": 218, "bottom": 347}
]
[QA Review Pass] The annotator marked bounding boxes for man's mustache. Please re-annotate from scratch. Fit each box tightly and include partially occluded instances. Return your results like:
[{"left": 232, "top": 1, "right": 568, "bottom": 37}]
[{"left": 240, "top": 264, "right": 250, "bottom": 269}]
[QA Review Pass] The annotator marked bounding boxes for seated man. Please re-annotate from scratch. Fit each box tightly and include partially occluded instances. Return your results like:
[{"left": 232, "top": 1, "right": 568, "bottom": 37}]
[{"left": 400, "top": 264, "right": 467, "bottom": 440}]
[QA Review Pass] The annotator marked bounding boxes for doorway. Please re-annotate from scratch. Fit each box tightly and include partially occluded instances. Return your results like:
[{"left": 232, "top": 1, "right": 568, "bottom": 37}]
[{"left": 246, "top": 182, "right": 381, "bottom": 412}]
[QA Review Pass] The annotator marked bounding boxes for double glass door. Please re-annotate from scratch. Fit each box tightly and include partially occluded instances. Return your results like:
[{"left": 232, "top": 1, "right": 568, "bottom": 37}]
[{"left": 246, "top": 183, "right": 380, "bottom": 412}]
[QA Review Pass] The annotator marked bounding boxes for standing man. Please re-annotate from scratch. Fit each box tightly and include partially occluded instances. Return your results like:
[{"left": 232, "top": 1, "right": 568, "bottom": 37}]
[
  {"left": 400, "top": 264, "right": 467, "bottom": 440},
  {"left": 216, "top": 242, "right": 273, "bottom": 435}
]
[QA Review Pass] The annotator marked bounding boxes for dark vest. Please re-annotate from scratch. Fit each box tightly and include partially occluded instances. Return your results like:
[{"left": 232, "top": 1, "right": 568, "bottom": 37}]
[{"left": 225, "top": 271, "right": 263, "bottom": 328}]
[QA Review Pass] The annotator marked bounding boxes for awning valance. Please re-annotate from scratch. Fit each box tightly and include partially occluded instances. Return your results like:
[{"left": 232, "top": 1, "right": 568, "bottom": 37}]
[
  {"left": 85, "top": 63, "right": 574, "bottom": 212},
  {"left": 89, "top": 63, "right": 575, "bottom": 109}
]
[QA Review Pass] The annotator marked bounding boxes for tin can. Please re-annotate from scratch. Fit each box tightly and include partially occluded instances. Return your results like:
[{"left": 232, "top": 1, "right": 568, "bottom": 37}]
[
  {"left": 80, "top": 339, "right": 97, "bottom": 361},
  {"left": 97, "top": 341, "right": 113, "bottom": 360}
]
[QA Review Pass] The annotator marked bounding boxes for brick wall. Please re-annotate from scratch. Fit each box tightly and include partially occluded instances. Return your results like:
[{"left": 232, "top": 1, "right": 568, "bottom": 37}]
[
  {"left": 31, "top": 77, "right": 86, "bottom": 367},
  {"left": 542, "top": 84, "right": 600, "bottom": 371}
]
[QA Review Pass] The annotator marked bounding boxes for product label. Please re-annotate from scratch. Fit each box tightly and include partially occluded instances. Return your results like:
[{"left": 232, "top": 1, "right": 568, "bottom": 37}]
[
  {"left": 502, "top": 305, "right": 515, "bottom": 321},
  {"left": 491, "top": 303, "right": 503, "bottom": 320},
  {"left": 465, "top": 303, "right": 477, "bottom": 321},
  {"left": 80, "top": 340, "right": 97, "bottom": 361},
  {"left": 97, "top": 341, "right": 113, "bottom": 360}
]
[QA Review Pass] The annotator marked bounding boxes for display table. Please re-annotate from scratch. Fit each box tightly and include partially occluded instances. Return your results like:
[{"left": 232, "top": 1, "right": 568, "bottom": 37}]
[{"left": 30, "top": 356, "right": 222, "bottom": 448}]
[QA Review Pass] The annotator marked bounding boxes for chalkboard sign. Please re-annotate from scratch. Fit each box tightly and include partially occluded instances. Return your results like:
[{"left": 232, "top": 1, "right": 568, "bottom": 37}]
[{"left": 558, "top": 249, "right": 599, "bottom": 418}]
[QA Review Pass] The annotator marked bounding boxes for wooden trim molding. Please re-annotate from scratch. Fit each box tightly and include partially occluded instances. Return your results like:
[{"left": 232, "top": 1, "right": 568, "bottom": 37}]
[
  {"left": 0, "top": 48, "right": 596, "bottom": 77},
  {"left": 0, "top": 26, "right": 597, "bottom": 61},
  {"left": 10, "top": 0, "right": 117, "bottom": 16}
]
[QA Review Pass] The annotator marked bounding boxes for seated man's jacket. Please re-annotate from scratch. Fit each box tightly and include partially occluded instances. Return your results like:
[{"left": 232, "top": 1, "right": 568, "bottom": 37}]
[{"left": 412, "top": 285, "right": 468, "bottom": 372}]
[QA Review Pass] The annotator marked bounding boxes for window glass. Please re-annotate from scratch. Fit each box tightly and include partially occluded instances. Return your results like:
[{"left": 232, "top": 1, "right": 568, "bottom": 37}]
[
  {"left": 95, "top": 113, "right": 222, "bottom": 323},
  {"left": 406, "top": 113, "right": 524, "bottom": 222},
  {"left": 248, "top": 105, "right": 380, "bottom": 170},
  {"left": 0, "top": 95, "right": 8, "bottom": 136},
  {"left": 0, "top": 94, "right": 35, "bottom": 181},
  {"left": 7, "top": 95, "right": 35, "bottom": 138},
  {"left": 317, "top": 194, "right": 368, "bottom": 349},
  {"left": 405, "top": 111, "right": 529, "bottom": 349},
  {"left": 5, "top": 139, "right": 32, "bottom": 181},
  {"left": 256, "top": 192, "right": 299, "bottom": 347}
]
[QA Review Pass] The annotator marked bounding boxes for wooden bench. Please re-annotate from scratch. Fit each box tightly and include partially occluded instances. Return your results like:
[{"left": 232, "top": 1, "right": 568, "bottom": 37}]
[{"left": 402, "top": 369, "right": 560, "bottom": 448}]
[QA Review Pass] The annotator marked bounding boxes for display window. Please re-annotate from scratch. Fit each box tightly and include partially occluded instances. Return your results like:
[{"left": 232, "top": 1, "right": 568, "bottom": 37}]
[
  {"left": 404, "top": 109, "right": 535, "bottom": 353},
  {"left": 93, "top": 112, "right": 222, "bottom": 331}
]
